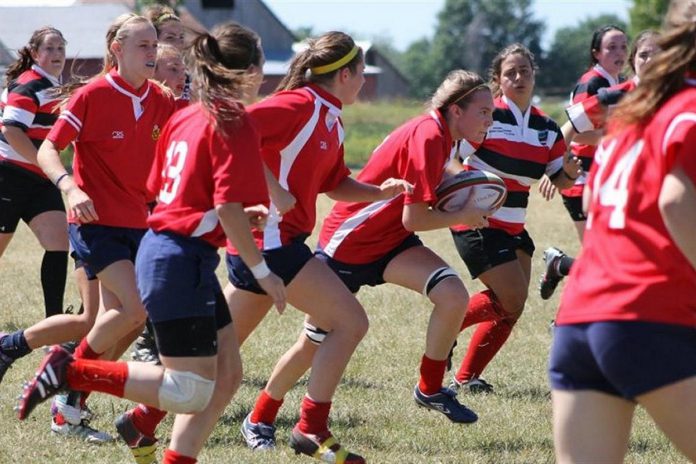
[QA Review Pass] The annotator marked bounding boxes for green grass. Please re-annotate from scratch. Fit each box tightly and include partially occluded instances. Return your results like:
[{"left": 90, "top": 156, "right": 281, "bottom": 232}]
[{"left": 0, "top": 186, "right": 688, "bottom": 463}]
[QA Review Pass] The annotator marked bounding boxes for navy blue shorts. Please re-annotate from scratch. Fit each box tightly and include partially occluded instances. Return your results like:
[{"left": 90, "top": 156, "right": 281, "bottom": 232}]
[
  {"left": 136, "top": 230, "right": 231, "bottom": 357},
  {"left": 68, "top": 224, "right": 145, "bottom": 279},
  {"left": 226, "top": 239, "right": 313, "bottom": 295},
  {"left": 549, "top": 321, "right": 696, "bottom": 400},
  {"left": 451, "top": 227, "right": 535, "bottom": 279},
  {"left": 315, "top": 234, "right": 423, "bottom": 293}
]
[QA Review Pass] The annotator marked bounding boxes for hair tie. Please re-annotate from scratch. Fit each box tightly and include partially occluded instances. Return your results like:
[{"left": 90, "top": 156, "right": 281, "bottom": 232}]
[{"left": 310, "top": 45, "right": 359, "bottom": 75}]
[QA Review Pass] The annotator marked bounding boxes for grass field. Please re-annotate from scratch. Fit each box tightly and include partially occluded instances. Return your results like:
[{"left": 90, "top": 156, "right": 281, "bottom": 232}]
[
  {"left": 0, "top": 193, "right": 687, "bottom": 463},
  {"left": 0, "top": 99, "right": 687, "bottom": 463}
]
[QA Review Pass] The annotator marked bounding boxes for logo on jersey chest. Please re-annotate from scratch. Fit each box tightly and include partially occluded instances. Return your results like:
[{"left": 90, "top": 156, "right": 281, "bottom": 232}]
[
  {"left": 112, "top": 131, "right": 124, "bottom": 139},
  {"left": 319, "top": 141, "right": 328, "bottom": 150},
  {"left": 152, "top": 124, "right": 161, "bottom": 141},
  {"left": 537, "top": 129, "right": 548, "bottom": 145}
]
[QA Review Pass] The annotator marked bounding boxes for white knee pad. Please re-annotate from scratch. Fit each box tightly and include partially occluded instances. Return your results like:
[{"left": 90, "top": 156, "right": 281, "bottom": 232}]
[
  {"left": 304, "top": 321, "right": 329, "bottom": 345},
  {"left": 158, "top": 369, "right": 215, "bottom": 414},
  {"left": 422, "top": 266, "right": 459, "bottom": 297}
]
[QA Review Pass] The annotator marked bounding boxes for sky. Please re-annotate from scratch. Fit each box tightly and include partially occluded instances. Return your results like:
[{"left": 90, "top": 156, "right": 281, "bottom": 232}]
[
  {"left": 263, "top": 0, "right": 632, "bottom": 50},
  {"left": 0, "top": 0, "right": 632, "bottom": 51}
]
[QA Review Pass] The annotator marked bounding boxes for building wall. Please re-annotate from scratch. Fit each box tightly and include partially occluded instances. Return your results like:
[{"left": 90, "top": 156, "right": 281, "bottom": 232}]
[{"left": 183, "top": 0, "right": 295, "bottom": 53}]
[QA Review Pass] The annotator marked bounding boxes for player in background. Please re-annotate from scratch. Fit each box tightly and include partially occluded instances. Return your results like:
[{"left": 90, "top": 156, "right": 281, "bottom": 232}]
[
  {"left": 560, "top": 25, "right": 628, "bottom": 242},
  {"left": 538, "top": 30, "right": 660, "bottom": 300},
  {"left": 447, "top": 44, "right": 581, "bottom": 394},
  {"left": 550, "top": 1, "right": 696, "bottom": 460},
  {"left": 16, "top": 22, "right": 285, "bottom": 464},
  {"left": 239, "top": 69, "right": 494, "bottom": 455},
  {"left": 154, "top": 44, "right": 187, "bottom": 100}
]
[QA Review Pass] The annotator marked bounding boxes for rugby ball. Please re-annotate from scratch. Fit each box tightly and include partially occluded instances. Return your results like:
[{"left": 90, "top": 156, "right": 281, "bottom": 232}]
[{"left": 434, "top": 170, "right": 507, "bottom": 212}]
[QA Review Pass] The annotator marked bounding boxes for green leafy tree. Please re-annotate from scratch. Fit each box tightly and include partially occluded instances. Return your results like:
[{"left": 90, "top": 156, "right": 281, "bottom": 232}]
[
  {"left": 538, "top": 14, "right": 627, "bottom": 95},
  {"left": 404, "top": 0, "right": 544, "bottom": 98},
  {"left": 629, "top": 0, "right": 669, "bottom": 36}
]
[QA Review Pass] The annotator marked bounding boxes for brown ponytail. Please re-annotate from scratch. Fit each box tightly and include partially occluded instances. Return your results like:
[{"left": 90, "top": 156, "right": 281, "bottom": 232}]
[
  {"left": 187, "top": 22, "right": 263, "bottom": 128},
  {"left": 276, "top": 31, "right": 363, "bottom": 92},
  {"left": 5, "top": 27, "right": 66, "bottom": 87}
]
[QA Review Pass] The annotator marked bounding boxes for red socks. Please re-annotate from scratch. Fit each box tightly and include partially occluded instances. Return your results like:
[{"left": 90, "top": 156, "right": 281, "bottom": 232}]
[
  {"left": 74, "top": 338, "right": 102, "bottom": 360},
  {"left": 250, "top": 389, "right": 284, "bottom": 425},
  {"left": 455, "top": 318, "right": 514, "bottom": 382},
  {"left": 131, "top": 404, "right": 167, "bottom": 438},
  {"left": 418, "top": 354, "right": 447, "bottom": 395},
  {"left": 162, "top": 449, "right": 196, "bottom": 464},
  {"left": 460, "top": 290, "right": 502, "bottom": 330},
  {"left": 66, "top": 358, "right": 128, "bottom": 397},
  {"left": 297, "top": 396, "right": 331, "bottom": 435}
]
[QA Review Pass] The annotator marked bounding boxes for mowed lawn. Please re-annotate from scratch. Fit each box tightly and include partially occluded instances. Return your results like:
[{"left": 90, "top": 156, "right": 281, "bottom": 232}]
[{"left": 0, "top": 100, "right": 688, "bottom": 463}]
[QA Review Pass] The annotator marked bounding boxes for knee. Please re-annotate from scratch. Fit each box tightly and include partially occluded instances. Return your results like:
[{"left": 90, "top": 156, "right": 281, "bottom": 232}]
[
  {"left": 212, "top": 362, "right": 242, "bottom": 407},
  {"left": 158, "top": 369, "right": 215, "bottom": 414},
  {"left": 496, "top": 289, "right": 527, "bottom": 320}
]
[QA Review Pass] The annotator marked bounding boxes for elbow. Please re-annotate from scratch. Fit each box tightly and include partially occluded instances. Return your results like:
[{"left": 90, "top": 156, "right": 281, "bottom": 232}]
[{"left": 402, "top": 216, "right": 418, "bottom": 232}]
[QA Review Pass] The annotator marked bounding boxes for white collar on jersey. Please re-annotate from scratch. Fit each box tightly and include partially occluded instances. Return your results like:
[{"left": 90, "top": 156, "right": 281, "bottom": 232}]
[
  {"left": 429, "top": 110, "right": 444, "bottom": 130},
  {"left": 502, "top": 95, "right": 531, "bottom": 133},
  {"left": 305, "top": 86, "right": 342, "bottom": 131},
  {"left": 31, "top": 64, "right": 61, "bottom": 86},
  {"left": 593, "top": 64, "right": 619, "bottom": 87},
  {"left": 105, "top": 73, "right": 150, "bottom": 121}
]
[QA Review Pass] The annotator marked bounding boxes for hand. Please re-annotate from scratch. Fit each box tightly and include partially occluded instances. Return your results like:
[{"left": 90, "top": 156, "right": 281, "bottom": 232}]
[
  {"left": 271, "top": 187, "right": 296, "bottom": 215},
  {"left": 244, "top": 204, "right": 269, "bottom": 230},
  {"left": 538, "top": 175, "right": 557, "bottom": 201},
  {"left": 378, "top": 178, "right": 414, "bottom": 200},
  {"left": 67, "top": 186, "right": 98, "bottom": 223},
  {"left": 563, "top": 151, "right": 583, "bottom": 181},
  {"left": 454, "top": 204, "right": 493, "bottom": 229},
  {"left": 257, "top": 272, "right": 287, "bottom": 314}
]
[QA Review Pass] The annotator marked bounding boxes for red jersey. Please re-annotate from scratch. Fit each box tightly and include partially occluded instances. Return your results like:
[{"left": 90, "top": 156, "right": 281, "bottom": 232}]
[
  {"left": 146, "top": 103, "right": 268, "bottom": 248},
  {"left": 566, "top": 78, "right": 637, "bottom": 134},
  {"left": 452, "top": 96, "right": 565, "bottom": 235},
  {"left": 227, "top": 84, "right": 350, "bottom": 254},
  {"left": 557, "top": 81, "right": 696, "bottom": 328},
  {"left": 0, "top": 65, "right": 61, "bottom": 178},
  {"left": 564, "top": 65, "right": 621, "bottom": 197},
  {"left": 319, "top": 110, "right": 453, "bottom": 264},
  {"left": 48, "top": 69, "right": 175, "bottom": 228}
]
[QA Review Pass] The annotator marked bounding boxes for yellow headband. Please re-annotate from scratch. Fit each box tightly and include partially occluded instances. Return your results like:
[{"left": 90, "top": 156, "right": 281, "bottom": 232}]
[{"left": 310, "top": 46, "right": 359, "bottom": 75}]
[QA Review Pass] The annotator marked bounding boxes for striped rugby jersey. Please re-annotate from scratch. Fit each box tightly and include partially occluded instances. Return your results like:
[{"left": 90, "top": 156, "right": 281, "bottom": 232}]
[
  {"left": 453, "top": 95, "right": 565, "bottom": 235},
  {"left": 0, "top": 65, "right": 61, "bottom": 178}
]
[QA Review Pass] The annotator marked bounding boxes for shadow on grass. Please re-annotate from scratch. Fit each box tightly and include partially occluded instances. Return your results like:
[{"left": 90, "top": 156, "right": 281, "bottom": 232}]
[
  {"left": 242, "top": 375, "right": 382, "bottom": 391},
  {"left": 502, "top": 385, "right": 552, "bottom": 402}
]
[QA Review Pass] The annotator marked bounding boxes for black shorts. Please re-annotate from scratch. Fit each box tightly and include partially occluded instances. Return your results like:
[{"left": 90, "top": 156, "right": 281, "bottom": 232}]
[
  {"left": 549, "top": 321, "right": 696, "bottom": 400},
  {"left": 226, "top": 239, "right": 314, "bottom": 295},
  {"left": 315, "top": 234, "right": 423, "bottom": 293},
  {"left": 0, "top": 163, "right": 64, "bottom": 233},
  {"left": 561, "top": 194, "right": 587, "bottom": 222},
  {"left": 451, "top": 228, "right": 535, "bottom": 279}
]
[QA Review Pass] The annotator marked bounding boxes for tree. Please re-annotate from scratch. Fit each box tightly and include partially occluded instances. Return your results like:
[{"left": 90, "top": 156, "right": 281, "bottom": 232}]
[
  {"left": 629, "top": 0, "right": 669, "bottom": 36},
  {"left": 401, "top": 38, "right": 438, "bottom": 98},
  {"left": 537, "top": 14, "right": 627, "bottom": 95},
  {"left": 404, "top": 0, "right": 545, "bottom": 98}
]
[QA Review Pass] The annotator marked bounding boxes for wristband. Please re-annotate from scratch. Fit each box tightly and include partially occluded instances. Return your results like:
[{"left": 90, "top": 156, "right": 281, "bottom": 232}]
[
  {"left": 54, "top": 173, "right": 70, "bottom": 187},
  {"left": 250, "top": 260, "right": 271, "bottom": 279}
]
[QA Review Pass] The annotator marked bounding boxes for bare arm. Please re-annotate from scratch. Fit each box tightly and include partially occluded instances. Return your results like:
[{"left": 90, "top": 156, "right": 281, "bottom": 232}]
[
  {"left": 263, "top": 165, "right": 296, "bottom": 215},
  {"left": 37, "top": 139, "right": 99, "bottom": 222},
  {"left": 326, "top": 176, "right": 413, "bottom": 203},
  {"left": 658, "top": 166, "right": 696, "bottom": 268},
  {"left": 402, "top": 201, "right": 490, "bottom": 232},
  {"left": 550, "top": 152, "right": 583, "bottom": 191},
  {"left": 216, "top": 202, "right": 286, "bottom": 312},
  {"left": 2, "top": 126, "right": 39, "bottom": 165},
  {"left": 562, "top": 120, "right": 601, "bottom": 146}
]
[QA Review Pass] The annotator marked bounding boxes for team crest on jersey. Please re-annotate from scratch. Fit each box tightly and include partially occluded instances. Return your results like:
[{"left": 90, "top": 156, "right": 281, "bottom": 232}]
[
  {"left": 152, "top": 124, "right": 161, "bottom": 141},
  {"left": 537, "top": 129, "right": 548, "bottom": 145}
]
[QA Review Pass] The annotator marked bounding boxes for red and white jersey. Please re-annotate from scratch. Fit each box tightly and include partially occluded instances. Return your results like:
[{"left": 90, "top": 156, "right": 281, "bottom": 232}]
[
  {"left": 227, "top": 84, "right": 350, "bottom": 254},
  {"left": 0, "top": 65, "right": 61, "bottom": 177},
  {"left": 48, "top": 69, "right": 175, "bottom": 228},
  {"left": 147, "top": 103, "right": 268, "bottom": 248},
  {"left": 319, "top": 110, "right": 454, "bottom": 264},
  {"left": 453, "top": 96, "right": 565, "bottom": 235},
  {"left": 566, "top": 77, "right": 637, "bottom": 134},
  {"left": 557, "top": 80, "right": 696, "bottom": 328},
  {"left": 564, "top": 65, "right": 621, "bottom": 197}
]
